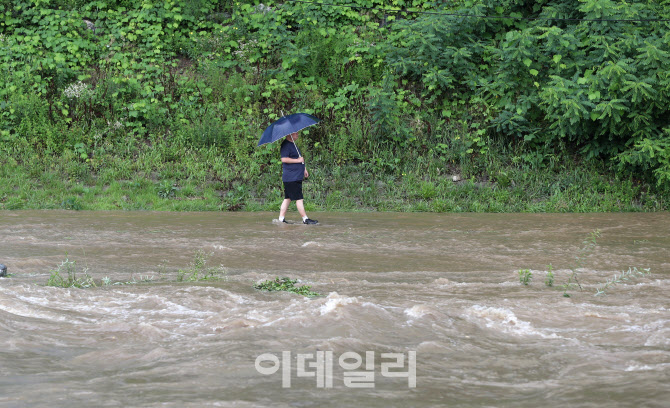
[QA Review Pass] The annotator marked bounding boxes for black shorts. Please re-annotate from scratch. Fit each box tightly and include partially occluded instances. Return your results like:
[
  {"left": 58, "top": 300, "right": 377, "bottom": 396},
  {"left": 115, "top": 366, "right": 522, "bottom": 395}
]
[{"left": 283, "top": 181, "right": 304, "bottom": 200}]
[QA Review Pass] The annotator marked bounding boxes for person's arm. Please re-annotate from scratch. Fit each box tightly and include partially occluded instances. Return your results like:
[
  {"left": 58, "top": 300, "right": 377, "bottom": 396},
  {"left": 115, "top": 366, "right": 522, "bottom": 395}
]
[{"left": 281, "top": 157, "right": 304, "bottom": 164}]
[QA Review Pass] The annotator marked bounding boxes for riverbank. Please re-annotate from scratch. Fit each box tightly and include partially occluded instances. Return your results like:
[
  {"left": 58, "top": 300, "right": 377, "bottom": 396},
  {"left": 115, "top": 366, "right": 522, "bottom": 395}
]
[{"left": 1, "top": 140, "right": 665, "bottom": 212}]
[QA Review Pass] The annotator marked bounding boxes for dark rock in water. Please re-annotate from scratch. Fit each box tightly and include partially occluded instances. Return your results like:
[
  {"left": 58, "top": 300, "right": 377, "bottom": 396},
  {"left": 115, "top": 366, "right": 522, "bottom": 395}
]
[{"left": 0, "top": 264, "right": 7, "bottom": 277}]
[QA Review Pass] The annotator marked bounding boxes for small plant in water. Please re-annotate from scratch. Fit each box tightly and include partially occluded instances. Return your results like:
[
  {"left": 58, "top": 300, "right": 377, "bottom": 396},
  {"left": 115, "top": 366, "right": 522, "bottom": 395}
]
[
  {"left": 157, "top": 259, "right": 170, "bottom": 278},
  {"left": 563, "top": 229, "right": 601, "bottom": 297},
  {"left": 516, "top": 231, "right": 651, "bottom": 298},
  {"left": 121, "top": 274, "right": 156, "bottom": 284},
  {"left": 177, "top": 250, "right": 227, "bottom": 282},
  {"left": 46, "top": 256, "right": 96, "bottom": 288},
  {"left": 595, "top": 267, "right": 651, "bottom": 296},
  {"left": 518, "top": 269, "right": 532, "bottom": 285},
  {"left": 545, "top": 264, "right": 555, "bottom": 287},
  {"left": 254, "top": 277, "right": 320, "bottom": 297}
]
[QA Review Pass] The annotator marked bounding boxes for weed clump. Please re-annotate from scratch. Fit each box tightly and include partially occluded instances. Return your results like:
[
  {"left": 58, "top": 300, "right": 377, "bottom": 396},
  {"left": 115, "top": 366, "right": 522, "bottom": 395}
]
[
  {"left": 517, "top": 230, "right": 651, "bottom": 297},
  {"left": 545, "top": 264, "right": 555, "bottom": 287},
  {"left": 254, "top": 277, "right": 320, "bottom": 298},
  {"left": 562, "top": 229, "right": 601, "bottom": 297},
  {"left": 46, "top": 257, "right": 96, "bottom": 288},
  {"left": 44, "top": 250, "right": 226, "bottom": 288},
  {"left": 518, "top": 269, "right": 532, "bottom": 285},
  {"left": 177, "top": 250, "right": 227, "bottom": 282}
]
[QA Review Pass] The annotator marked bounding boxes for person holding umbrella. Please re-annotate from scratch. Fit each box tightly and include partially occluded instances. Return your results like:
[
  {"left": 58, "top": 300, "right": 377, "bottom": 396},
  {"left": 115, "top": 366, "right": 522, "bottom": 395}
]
[
  {"left": 257, "top": 113, "right": 320, "bottom": 225},
  {"left": 278, "top": 131, "right": 317, "bottom": 224}
]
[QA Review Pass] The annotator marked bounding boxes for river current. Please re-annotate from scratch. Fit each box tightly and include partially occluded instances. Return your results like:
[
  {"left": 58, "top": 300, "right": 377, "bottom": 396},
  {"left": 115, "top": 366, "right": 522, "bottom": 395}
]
[{"left": 1, "top": 211, "right": 668, "bottom": 407}]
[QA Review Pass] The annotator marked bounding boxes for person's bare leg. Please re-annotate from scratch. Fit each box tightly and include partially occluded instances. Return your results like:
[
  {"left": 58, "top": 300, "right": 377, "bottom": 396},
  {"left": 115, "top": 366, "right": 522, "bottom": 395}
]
[
  {"left": 279, "top": 198, "right": 291, "bottom": 219},
  {"left": 296, "top": 199, "right": 307, "bottom": 219}
]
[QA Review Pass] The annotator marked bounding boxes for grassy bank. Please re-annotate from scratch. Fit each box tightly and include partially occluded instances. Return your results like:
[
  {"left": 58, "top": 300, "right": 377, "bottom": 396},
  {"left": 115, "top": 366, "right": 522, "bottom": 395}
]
[{"left": 1, "top": 135, "right": 665, "bottom": 212}]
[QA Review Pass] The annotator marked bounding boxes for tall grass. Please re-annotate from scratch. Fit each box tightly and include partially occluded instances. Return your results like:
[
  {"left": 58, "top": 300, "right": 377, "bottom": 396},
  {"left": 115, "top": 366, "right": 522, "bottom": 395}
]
[{"left": 2, "top": 136, "right": 664, "bottom": 212}]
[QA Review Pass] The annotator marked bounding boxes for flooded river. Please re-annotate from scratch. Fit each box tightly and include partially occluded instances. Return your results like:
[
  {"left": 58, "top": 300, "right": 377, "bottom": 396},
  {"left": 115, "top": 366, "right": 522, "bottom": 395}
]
[{"left": 1, "top": 211, "right": 669, "bottom": 407}]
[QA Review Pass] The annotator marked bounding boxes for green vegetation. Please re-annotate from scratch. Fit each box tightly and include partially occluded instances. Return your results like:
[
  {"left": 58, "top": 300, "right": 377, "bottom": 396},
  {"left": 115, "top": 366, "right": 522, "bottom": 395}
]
[
  {"left": 595, "top": 267, "right": 651, "bottom": 296},
  {"left": 254, "top": 277, "right": 320, "bottom": 297},
  {"left": 518, "top": 268, "right": 532, "bottom": 285},
  {"left": 46, "top": 256, "right": 96, "bottom": 288},
  {"left": 1, "top": 0, "right": 669, "bottom": 212},
  {"left": 544, "top": 264, "right": 554, "bottom": 287},
  {"left": 105, "top": 273, "right": 157, "bottom": 285},
  {"left": 176, "top": 249, "right": 227, "bottom": 282},
  {"left": 518, "top": 230, "right": 651, "bottom": 296},
  {"left": 562, "top": 228, "right": 601, "bottom": 296},
  {"left": 45, "top": 250, "right": 225, "bottom": 288}
]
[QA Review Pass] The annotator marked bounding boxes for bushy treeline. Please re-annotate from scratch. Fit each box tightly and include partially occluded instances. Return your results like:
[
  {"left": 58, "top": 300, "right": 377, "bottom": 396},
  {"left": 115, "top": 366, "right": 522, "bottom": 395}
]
[
  {"left": 0, "top": 0, "right": 668, "bottom": 210},
  {"left": 387, "top": 0, "right": 670, "bottom": 184}
]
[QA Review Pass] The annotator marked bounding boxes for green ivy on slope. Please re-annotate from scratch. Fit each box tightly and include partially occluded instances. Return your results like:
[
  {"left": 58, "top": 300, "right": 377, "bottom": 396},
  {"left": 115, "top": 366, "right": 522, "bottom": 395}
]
[{"left": 0, "top": 0, "right": 669, "bottom": 194}]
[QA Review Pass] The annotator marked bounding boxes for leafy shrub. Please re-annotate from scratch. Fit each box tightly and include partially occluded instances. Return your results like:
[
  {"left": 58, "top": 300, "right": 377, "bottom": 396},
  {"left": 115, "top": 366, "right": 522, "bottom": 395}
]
[{"left": 254, "top": 277, "right": 320, "bottom": 297}]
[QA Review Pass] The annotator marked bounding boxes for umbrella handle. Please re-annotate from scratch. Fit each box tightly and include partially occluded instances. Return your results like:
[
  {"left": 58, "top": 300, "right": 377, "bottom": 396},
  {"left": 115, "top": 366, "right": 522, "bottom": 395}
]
[{"left": 292, "top": 141, "right": 302, "bottom": 159}]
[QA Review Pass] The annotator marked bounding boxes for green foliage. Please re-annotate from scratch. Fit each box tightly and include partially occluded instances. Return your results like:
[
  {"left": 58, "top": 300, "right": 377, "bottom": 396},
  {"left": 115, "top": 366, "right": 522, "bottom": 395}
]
[
  {"left": 518, "top": 268, "right": 532, "bottom": 285},
  {"left": 1, "top": 0, "right": 668, "bottom": 211},
  {"left": 477, "top": 0, "right": 670, "bottom": 187},
  {"left": 156, "top": 180, "right": 177, "bottom": 198},
  {"left": 563, "top": 228, "right": 600, "bottom": 297},
  {"left": 518, "top": 231, "right": 651, "bottom": 297},
  {"left": 368, "top": 71, "right": 416, "bottom": 145},
  {"left": 46, "top": 256, "right": 96, "bottom": 288},
  {"left": 377, "top": 0, "right": 670, "bottom": 187},
  {"left": 595, "top": 267, "right": 651, "bottom": 296},
  {"left": 254, "top": 277, "right": 320, "bottom": 297},
  {"left": 176, "top": 250, "right": 227, "bottom": 282},
  {"left": 616, "top": 129, "right": 670, "bottom": 187},
  {"left": 1, "top": 0, "right": 221, "bottom": 138},
  {"left": 545, "top": 264, "right": 554, "bottom": 287},
  {"left": 61, "top": 196, "right": 83, "bottom": 210}
]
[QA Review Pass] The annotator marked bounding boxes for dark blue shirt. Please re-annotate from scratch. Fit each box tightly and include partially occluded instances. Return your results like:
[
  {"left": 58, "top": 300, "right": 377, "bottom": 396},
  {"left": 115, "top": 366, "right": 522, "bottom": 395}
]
[{"left": 280, "top": 139, "right": 304, "bottom": 182}]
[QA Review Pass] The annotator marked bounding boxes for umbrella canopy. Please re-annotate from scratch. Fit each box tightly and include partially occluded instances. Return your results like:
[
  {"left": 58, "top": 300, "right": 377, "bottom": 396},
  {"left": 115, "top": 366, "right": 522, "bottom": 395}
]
[{"left": 257, "top": 113, "right": 320, "bottom": 147}]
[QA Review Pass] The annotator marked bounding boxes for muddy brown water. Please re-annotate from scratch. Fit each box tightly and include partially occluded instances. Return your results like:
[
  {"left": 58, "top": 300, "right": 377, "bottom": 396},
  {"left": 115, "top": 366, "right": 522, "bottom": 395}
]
[{"left": 1, "top": 211, "right": 668, "bottom": 407}]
